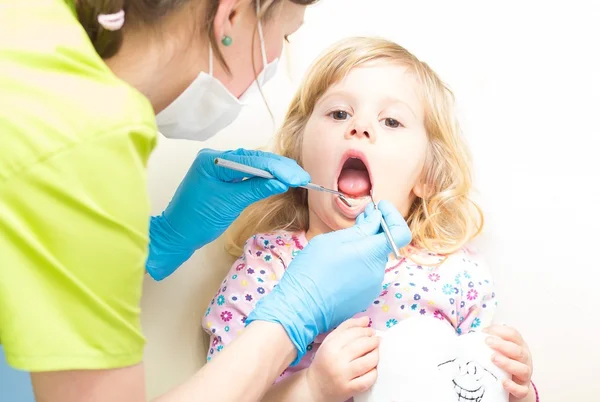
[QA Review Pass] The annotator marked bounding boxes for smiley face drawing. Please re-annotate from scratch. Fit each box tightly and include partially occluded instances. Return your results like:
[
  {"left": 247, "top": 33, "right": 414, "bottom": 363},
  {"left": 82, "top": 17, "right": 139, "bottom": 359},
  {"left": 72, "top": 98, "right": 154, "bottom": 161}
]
[{"left": 438, "top": 358, "right": 499, "bottom": 402}]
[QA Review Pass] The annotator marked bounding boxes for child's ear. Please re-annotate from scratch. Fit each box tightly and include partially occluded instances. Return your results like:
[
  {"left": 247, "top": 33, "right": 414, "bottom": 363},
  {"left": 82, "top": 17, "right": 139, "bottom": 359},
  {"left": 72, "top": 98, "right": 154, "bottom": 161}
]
[
  {"left": 413, "top": 181, "right": 431, "bottom": 199},
  {"left": 414, "top": 155, "right": 433, "bottom": 199}
]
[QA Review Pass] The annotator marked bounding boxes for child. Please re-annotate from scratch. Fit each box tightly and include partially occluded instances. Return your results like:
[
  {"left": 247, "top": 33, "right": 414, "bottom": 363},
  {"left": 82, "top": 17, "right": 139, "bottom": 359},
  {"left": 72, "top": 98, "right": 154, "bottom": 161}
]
[{"left": 202, "top": 37, "right": 537, "bottom": 402}]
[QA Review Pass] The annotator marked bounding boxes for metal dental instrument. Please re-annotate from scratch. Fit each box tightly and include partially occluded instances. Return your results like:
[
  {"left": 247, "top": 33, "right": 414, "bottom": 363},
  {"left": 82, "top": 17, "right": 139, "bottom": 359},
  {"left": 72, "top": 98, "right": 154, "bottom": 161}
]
[
  {"left": 370, "top": 190, "right": 401, "bottom": 260},
  {"left": 214, "top": 158, "right": 353, "bottom": 207}
]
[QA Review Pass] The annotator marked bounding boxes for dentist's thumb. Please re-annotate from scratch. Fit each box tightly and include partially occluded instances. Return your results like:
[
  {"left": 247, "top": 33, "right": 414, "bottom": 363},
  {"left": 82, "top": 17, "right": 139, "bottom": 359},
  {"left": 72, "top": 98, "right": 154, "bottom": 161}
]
[
  {"left": 352, "top": 200, "right": 412, "bottom": 261},
  {"left": 377, "top": 200, "right": 412, "bottom": 247},
  {"left": 318, "top": 203, "right": 382, "bottom": 244}
]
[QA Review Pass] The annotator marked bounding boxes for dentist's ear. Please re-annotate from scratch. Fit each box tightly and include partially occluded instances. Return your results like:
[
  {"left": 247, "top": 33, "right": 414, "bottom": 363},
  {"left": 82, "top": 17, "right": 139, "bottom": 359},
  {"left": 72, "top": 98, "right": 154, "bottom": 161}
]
[
  {"left": 213, "top": 0, "right": 253, "bottom": 40},
  {"left": 213, "top": 0, "right": 237, "bottom": 42},
  {"left": 209, "top": 0, "right": 253, "bottom": 75}
]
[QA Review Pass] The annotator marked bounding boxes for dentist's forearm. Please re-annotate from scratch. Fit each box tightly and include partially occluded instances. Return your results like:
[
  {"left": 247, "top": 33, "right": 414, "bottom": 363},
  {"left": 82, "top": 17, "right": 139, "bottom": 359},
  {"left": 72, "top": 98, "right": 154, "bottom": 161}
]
[
  {"left": 262, "top": 370, "right": 318, "bottom": 402},
  {"left": 153, "top": 321, "right": 296, "bottom": 402}
]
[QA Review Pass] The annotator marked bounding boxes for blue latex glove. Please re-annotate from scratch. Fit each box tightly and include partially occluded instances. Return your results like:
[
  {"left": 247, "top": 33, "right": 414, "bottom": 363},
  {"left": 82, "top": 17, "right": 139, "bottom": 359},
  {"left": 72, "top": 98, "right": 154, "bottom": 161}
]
[
  {"left": 246, "top": 200, "right": 412, "bottom": 364},
  {"left": 147, "top": 148, "right": 310, "bottom": 280}
]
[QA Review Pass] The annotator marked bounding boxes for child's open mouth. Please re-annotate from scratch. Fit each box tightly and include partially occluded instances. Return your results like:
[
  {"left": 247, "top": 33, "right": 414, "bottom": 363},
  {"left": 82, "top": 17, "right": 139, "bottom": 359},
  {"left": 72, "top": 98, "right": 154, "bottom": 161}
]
[
  {"left": 335, "top": 151, "right": 373, "bottom": 217},
  {"left": 338, "top": 158, "right": 371, "bottom": 197}
]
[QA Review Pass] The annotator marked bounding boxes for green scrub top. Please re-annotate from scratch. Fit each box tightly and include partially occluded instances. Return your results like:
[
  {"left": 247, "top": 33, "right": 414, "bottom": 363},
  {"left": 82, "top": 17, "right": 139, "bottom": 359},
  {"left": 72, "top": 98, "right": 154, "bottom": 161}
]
[{"left": 0, "top": 0, "right": 158, "bottom": 371}]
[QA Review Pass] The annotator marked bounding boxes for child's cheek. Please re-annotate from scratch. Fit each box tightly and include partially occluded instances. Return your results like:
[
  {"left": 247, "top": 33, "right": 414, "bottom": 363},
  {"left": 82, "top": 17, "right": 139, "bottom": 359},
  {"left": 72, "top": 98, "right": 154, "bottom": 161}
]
[{"left": 301, "top": 130, "right": 338, "bottom": 185}]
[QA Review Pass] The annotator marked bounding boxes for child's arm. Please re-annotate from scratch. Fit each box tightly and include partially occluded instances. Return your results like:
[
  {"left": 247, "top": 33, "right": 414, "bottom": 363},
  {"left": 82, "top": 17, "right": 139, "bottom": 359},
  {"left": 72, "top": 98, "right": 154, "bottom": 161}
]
[
  {"left": 262, "top": 317, "right": 380, "bottom": 402},
  {"left": 452, "top": 251, "right": 537, "bottom": 402},
  {"left": 451, "top": 250, "right": 498, "bottom": 333}
]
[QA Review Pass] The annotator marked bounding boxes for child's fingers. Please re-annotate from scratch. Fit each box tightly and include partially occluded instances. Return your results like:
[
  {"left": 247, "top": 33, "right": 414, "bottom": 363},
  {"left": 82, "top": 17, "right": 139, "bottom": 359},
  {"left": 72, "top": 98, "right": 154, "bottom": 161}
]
[
  {"left": 349, "top": 346, "right": 380, "bottom": 379},
  {"left": 486, "top": 337, "right": 530, "bottom": 364},
  {"left": 483, "top": 325, "right": 524, "bottom": 345},
  {"left": 333, "top": 317, "right": 370, "bottom": 332},
  {"left": 328, "top": 317, "right": 371, "bottom": 340},
  {"left": 332, "top": 326, "right": 376, "bottom": 347},
  {"left": 492, "top": 353, "right": 532, "bottom": 383},
  {"left": 347, "top": 316, "right": 371, "bottom": 328},
  {"left": 328, "top": 317, "right": 373, "bottom": 345},
  {"left": 502, "top": 378, "right": 531, "bottom": 400},
  {"left": 344, "top": 334, "right": 380, "bottom": 359},
  {"left": 348, "top": 367, "right": 378, "bottom": 395}
]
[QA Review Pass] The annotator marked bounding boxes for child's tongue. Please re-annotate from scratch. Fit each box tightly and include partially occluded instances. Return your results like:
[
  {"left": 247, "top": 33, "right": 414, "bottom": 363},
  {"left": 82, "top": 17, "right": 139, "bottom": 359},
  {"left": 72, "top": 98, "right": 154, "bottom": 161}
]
[{"left": 337, "top": 169, "right": 371, "bottom": 198}]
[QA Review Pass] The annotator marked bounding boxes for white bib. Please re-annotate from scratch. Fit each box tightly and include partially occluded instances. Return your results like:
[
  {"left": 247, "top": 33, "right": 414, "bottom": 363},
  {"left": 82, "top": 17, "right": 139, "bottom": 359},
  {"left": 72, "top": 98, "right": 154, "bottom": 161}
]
[{"left": 355, "top": 317, "right": 510, "bottom": 402}]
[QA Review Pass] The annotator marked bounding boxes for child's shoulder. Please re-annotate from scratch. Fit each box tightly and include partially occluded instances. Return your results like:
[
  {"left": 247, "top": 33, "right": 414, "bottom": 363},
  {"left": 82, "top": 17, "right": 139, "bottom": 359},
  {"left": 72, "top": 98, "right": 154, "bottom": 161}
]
[
  {"left": 407, "top": 244, "right": 492, "bottom": 279},
  {"left": 242, "top": 230, "right": 308, "bottom": 256}
]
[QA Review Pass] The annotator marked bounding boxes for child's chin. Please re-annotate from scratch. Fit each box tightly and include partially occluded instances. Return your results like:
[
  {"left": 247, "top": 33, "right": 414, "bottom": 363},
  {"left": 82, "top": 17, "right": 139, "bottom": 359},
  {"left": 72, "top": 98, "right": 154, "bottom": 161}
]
[{"left": 331, "top": 218, "right": 357, "bottom": 231}]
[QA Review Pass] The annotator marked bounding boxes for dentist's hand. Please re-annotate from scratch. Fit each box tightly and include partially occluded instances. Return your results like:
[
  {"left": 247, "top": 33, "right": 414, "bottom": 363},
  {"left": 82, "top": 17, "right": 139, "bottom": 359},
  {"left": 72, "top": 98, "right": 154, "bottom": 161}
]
[
  {"left": 246, "top": 200, "right": 411, "bottom": 364},
  {"left": 146, "top": 148, "right": 309, "bottom": 281}
]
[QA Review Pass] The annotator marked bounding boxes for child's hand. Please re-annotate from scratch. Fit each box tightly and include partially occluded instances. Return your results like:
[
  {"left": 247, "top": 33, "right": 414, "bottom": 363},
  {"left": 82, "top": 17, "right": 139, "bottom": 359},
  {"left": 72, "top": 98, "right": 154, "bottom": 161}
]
[
  {"left": 306, "top": 316, "right": 380, "bottom": 402},
  {"left": 484, "top": 325, "right": 535, "bottom": 402}
]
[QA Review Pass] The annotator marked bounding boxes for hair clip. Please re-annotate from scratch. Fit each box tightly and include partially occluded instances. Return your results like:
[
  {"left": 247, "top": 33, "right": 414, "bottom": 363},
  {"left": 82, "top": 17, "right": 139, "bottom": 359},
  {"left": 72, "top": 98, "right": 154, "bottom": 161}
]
[{"left": 97, "top": 9, "right": 125, "bottom": 31}]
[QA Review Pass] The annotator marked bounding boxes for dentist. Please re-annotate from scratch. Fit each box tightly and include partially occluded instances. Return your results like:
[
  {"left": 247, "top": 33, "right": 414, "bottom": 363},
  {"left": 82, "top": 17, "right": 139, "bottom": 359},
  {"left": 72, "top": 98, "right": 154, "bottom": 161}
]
[{"left": 0, "top": 1, "right": 411, "bottom": 401}]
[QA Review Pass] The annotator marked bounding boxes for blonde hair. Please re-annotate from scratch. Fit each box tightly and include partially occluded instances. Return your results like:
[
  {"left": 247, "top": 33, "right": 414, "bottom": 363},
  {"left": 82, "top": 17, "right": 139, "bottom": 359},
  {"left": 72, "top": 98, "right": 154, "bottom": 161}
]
[{"left": 227, "top": 37, "right": 483, "bottom": 259}]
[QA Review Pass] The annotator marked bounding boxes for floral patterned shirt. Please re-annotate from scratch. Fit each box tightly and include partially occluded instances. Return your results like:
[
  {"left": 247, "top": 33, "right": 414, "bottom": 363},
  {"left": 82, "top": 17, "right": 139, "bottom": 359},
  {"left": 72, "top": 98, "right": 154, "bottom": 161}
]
[{"left": 202, "top": 231, "right": 497, "bottom": 380}]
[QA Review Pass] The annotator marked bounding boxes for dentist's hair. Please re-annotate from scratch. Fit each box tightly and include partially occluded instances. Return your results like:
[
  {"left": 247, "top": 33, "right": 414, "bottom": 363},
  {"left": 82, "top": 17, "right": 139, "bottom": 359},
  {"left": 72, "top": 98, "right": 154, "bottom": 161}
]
[
  {"left": 227, "top": 36, "right": 483, "bottom": 259},
  {"left": 76, "top": 0, "right": 316, "bottom": 60}
]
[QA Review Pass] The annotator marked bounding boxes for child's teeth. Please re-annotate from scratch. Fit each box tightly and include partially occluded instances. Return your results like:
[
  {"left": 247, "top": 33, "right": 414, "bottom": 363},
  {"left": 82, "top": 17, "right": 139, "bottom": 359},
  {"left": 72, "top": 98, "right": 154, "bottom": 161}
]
[{"left": 344, "top": 196, "right": 368, "bottom": 207}]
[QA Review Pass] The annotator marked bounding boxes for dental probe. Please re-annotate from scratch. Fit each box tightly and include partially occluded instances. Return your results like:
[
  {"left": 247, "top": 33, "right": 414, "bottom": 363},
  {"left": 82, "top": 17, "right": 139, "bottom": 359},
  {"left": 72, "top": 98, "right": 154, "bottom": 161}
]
[
  {"left": 214, "top": 158, "right": 353, "bottom": 207},
  {"left": 370, "top": 190, "right": 402, "bottom": 260}
]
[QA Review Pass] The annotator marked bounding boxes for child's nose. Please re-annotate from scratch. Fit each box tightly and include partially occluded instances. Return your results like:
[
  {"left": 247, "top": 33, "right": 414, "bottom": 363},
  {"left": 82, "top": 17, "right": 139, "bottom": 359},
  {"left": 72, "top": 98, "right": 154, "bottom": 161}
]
[
  {"left": 350, "top": 127, "right": 370, "bottom": 138},
  {"left": 348, "top": 122, "right": 375, "bottom": 142}
]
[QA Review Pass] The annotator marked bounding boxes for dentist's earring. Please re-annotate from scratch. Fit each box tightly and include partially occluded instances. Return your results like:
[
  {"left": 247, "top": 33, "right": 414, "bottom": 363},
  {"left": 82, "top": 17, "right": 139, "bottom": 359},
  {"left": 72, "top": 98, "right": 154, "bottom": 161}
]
[{"left": 221, "top": 35, "right": 233, "bottom": 46}]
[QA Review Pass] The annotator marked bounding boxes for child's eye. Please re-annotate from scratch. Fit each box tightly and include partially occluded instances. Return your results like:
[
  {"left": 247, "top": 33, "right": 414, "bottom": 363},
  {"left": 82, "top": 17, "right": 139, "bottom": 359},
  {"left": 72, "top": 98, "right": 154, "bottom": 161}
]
[
  {"left": 330, "top": 110, "right": 350, "bottom": 120},
  {"left": 384, "top": 117, "right": 402, "bottom": 128}
]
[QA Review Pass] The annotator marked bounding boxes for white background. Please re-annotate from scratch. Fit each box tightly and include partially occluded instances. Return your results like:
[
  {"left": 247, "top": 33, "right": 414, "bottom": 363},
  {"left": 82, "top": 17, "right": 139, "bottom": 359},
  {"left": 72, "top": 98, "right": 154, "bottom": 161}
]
[{"left": 142, "top": 1, "right": 600, "bottom": 400}]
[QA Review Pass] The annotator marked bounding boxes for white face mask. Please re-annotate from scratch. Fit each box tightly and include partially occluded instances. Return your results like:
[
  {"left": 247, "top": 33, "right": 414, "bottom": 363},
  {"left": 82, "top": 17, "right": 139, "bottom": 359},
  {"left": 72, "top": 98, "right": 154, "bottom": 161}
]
[{"left": 156, "top": 0, "right": 279, "bottom": 141}]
